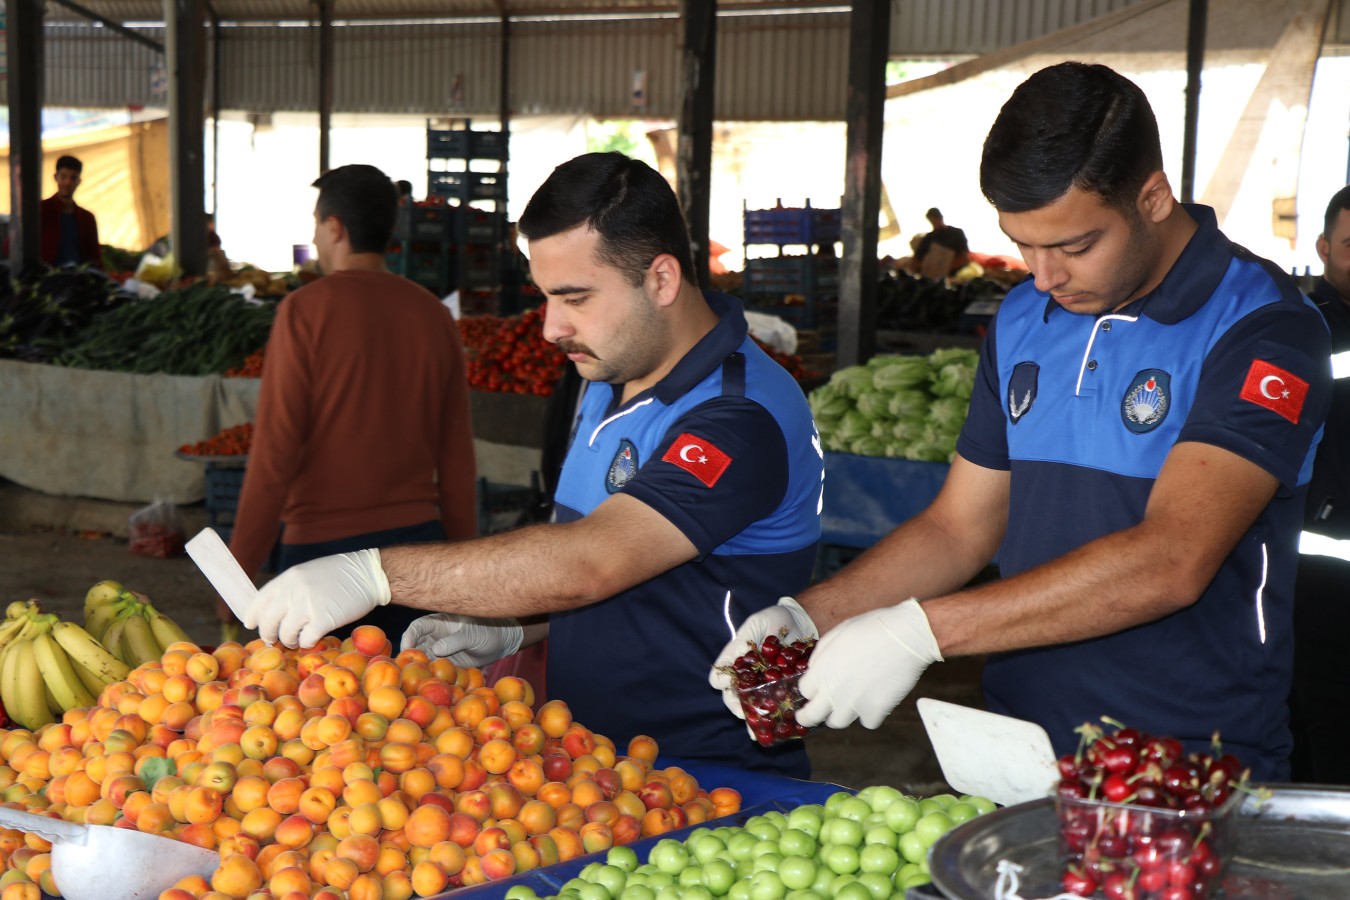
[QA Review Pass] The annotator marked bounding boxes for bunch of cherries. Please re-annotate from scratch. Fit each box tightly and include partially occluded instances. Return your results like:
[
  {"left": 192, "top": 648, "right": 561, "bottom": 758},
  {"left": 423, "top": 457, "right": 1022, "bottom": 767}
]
[
  {"left": 1056, "top": 719, "right": 1256, "bottom": 900},
  {"left": 724, "top": 629, "right": 816, "bottom": 746}
]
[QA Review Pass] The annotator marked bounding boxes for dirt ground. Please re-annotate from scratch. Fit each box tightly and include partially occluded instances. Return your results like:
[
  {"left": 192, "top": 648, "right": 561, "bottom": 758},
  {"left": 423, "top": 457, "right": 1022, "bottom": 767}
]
[{"left": 0, "top": 524, "right": 984, "bottom": 793}]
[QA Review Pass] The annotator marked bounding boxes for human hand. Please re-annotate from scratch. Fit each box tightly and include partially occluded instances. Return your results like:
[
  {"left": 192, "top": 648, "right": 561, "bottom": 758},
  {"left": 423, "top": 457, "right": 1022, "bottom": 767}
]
[
  {"left": 709, "top": 597, "right": 819, "bottom": 718},
  {"left": 245, "top": 549, "right": 390, "bottom": 647},
  {"left": 400, "top": 614, "right": 523, "bottom": 667},
  {"left": 796, "top": 598, "right": 942, "bottom": 729}
]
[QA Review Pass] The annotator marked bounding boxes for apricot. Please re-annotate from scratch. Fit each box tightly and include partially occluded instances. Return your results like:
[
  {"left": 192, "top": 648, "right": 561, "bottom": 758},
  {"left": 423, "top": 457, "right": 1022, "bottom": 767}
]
[{"left": 211, "top": 853, "right": 263, "bottom": 899}]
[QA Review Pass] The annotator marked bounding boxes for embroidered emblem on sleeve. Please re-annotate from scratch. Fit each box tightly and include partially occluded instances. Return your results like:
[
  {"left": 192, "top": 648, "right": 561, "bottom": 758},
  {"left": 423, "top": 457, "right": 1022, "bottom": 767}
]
[
  {"left": 661, "top": 433, "right": 733, "bottom": 488},
  {"left": 1121, "top": 369, "right": 1171, "bottom": 433},
  {"left": 1239, "top": 359, "right": 1309, "bottom": 425}
]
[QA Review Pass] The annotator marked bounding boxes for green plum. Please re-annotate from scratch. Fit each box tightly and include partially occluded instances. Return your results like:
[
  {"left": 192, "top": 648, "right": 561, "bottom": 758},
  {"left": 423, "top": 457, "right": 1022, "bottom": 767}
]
[
  {"left": 882, "top": 798, "right": 921, "bottom": 835},
  {"left": 777, "top": 828, "right": 818, "bottom": 859},
  {"left": 702, "top": 860, "right": 737, "bottom": 897},
  {"left": 821, "top": 843, "right": 860, "bottom": 876},
  {"left": 858, "top": 844, "right": 900, "bottom": 876},
  {"left": 777, "top": 855, "right": 817, "bottom": 891}
]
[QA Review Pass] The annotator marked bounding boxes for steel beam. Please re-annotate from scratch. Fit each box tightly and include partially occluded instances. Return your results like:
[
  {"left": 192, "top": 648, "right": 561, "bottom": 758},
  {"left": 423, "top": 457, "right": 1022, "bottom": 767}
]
[
  {"left": 6, "top": 0, "right": 45, "bottom": 275},
  {"left": 677, "top": 0, "right": 715, "bottom": 290},
  {"left": 1180, "top": 0, "right": 1208, "bottom": 204},
  {"left": 167, "top": 0, "right": 208, "bottom": 278}
]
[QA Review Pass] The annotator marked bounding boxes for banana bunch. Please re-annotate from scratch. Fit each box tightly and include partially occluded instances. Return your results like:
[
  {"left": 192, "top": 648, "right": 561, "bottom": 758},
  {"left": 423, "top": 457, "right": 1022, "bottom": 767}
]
[
  {"left": 0, "top": 599, "right": 132, "bottom": 729},
  {"left": 84, "top": 580, "right": 193, "bottom": 668}
]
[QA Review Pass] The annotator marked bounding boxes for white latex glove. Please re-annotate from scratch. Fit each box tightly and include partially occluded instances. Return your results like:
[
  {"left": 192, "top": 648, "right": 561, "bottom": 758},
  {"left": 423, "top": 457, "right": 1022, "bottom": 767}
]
[
  {"left": 709, "top": 597, "right": 819, "bottom": 718},
  {"left": 247, "top": 549, "right": 390, "bottom": 648},
  {"left": 796, "top": 598, "right": 943, "bottom": 729},
  {"left": 400, "top": 613, "right": 523, "bottom": 667}
]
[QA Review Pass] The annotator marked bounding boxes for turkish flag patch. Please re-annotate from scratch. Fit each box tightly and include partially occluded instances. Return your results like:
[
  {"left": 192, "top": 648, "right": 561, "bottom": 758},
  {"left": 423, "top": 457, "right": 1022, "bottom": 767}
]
[
  {"left": 662, "top": 433, "right": 733, "bottom": 488},
  {"left": 1239, "top": 359, "right": 1309, "bottom": 424}
]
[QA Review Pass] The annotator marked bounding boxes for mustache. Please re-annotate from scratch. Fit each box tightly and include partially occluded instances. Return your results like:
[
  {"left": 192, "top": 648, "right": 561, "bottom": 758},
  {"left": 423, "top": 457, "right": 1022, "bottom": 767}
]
[{"left": 557, "top": 340, "right": 597, "bottom": 359}]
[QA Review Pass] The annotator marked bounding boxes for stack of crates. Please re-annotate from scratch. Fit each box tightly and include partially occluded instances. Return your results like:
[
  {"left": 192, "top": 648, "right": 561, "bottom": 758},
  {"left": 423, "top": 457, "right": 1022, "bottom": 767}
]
[
  {"left": 742, "top": 201, "right": 842, "bottom": 343},
  {"left": 386, "top": 203, "right": 456, "bottom": 296},
  {"left": 204, "top": 462, "right": 246, "bottom": 542},
  {"left": 423, "top": 121, "right": 510, "bottom": 314}
]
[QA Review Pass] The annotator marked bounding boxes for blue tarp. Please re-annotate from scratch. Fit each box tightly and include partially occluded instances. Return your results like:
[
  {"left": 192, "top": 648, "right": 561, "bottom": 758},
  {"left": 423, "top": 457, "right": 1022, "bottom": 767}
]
[{"left": 821, "top": 454, "right": 950, "bottom": 549}]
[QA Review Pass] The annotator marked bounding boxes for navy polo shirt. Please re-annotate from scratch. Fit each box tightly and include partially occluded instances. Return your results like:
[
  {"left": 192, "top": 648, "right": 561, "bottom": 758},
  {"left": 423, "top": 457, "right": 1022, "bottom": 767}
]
[
  {"left": 547, "top": 292, "right": 823, "bottom": 776},
  {"left": 956, "top": 205, "right": 1331, "bottom": 781}
]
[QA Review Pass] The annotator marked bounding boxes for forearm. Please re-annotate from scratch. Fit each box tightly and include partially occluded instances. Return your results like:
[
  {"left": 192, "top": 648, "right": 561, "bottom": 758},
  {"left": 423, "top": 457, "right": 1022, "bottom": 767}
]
[
  {"left": 924, "top": 522, "right": 1212, "bottom": 657},
  {"left": 801, "top": 506, "right": 998, "bottom": 633}
]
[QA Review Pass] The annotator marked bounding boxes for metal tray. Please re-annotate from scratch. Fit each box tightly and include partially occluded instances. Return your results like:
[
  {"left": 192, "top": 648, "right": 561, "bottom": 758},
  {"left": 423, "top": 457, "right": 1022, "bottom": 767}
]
[{"left": 930, "top": 786, "right": 1350, "bottom": 899}]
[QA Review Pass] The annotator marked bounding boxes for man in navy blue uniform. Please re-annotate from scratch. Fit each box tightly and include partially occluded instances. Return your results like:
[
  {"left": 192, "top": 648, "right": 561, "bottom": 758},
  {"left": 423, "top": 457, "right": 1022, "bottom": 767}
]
[
  {"left": 715, "top": 62, "right": 1331, "bottom": 782},
  {"left": 241, "top": 152, "right": 824, "bottom": 776}
]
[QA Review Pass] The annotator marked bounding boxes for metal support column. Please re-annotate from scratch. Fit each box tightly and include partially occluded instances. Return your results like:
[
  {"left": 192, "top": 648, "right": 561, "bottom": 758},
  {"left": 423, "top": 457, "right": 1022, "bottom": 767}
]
[
  {"left": 167, "top": 0, "right": 207, "bottom": 278},
  {"left": 210, "top": 10, "right": 222, "bottom": 215},
  {"left": 677, "top": 0, "right": 716, "bottom": 290},
  {"left": 6, "top": 0, "right": 44, "bottom": 275},
  {"left": 498, "top": 9, "right": 511, "bottom": 204},
  {"left": 837, "top": 0, "right": 891, "bottom": 367},
  {"left": 317, "top": 0, "right": 333, "bottom": 176},
  {"left": 1180, "top": 0, "right": 1208, "bottom": 204}
]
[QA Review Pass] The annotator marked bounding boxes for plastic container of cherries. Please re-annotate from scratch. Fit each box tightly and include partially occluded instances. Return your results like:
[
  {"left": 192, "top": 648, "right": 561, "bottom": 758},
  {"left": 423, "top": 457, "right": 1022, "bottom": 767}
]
[{"left": 725, "top": 630, "right": 816, "bottom": 747}]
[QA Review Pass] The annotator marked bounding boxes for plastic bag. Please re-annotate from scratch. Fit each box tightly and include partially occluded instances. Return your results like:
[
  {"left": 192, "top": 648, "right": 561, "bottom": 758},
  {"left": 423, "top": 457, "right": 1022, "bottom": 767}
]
[{"left": 129, "top": 496, "right": 186, "bottom": 558}]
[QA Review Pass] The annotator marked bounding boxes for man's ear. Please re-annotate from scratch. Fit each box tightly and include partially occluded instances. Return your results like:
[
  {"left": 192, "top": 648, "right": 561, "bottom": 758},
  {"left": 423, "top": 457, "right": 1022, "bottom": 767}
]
[
  {"left": 1137, "top": 171, "right": 1175, "bottom": 224},
  {"left": 1317, "top": 234, "right": 1331, "bottom": 267},
  {"left": 648, "top": 253, "right": 685, "bottom": 306},
  {"left": 321, "top": 215, "right": 347, "bottom": 248}
]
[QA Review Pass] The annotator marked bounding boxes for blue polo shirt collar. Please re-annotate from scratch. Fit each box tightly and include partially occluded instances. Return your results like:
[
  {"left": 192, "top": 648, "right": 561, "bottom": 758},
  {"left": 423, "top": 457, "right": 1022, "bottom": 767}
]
[
  {"left": 1041, "top": 203, "right": 1232, "bottom": 326},
  {"left": 608, "top": 291, "right": 749, "bottom": 408}
]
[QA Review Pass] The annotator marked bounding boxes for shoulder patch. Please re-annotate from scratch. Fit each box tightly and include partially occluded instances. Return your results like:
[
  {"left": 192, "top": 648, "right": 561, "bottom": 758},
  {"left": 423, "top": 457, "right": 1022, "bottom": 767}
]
[
  {"left": 661, "top": 433, "right": 733, "bottom": 488},
  {"left": 1121, "top": 369, "right": 1171, "bottom": 433},
  {"left": 1239, "top": 359, "right": 1308, "bottom": 424}
]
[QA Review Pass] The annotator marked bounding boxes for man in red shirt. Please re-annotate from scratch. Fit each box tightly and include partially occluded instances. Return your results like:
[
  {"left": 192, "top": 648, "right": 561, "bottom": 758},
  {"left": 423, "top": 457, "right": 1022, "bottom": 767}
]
[
  {"left": 229, "top": 164, "right": 477, "bottom": 641},
  {"left": 39, "top": 155, "right": 102, "bottom": 269}
]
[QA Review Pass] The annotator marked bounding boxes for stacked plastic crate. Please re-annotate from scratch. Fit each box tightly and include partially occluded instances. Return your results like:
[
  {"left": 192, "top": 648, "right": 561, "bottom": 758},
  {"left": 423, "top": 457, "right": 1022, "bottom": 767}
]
[
  {"left": 427, "top": 122, "right": 508, "bottom": 316},
  {"left": 741, "top": 201, "right": 842, "bottom": 344},
  {"left": 385, "top": 203, "right": 456, "bottom": 296}
]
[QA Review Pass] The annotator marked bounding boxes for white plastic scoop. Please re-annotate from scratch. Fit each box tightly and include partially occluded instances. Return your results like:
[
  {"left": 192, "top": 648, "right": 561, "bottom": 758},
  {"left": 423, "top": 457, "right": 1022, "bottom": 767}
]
[
  {"left": 185, "top": 527, "right": 258, "bottom": 624},
  {"left": 917, "top": 697, "right": 1060, "bottom": 808},
  {"left": 0, "top": 806, "right": 218, "bottom": 900}
]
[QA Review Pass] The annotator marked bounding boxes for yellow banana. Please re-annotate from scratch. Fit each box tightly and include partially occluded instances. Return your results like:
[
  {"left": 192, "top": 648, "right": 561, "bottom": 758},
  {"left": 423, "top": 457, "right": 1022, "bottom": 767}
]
[
  {"left": 68, "top": 652, "right": 113, "bottom": 698},
  {"left": 49, "top": 621, "right": 131, "bottom": 684},
  {"left": 7, "top": 636, "right": 55, "bottom": 730},
  {"left": 100, "top": 613, "right": 132, "bottom": 666},
  {"left": 5, "top": 600, "right": 35, "bottom": 621},
  {"left": 147, "top": 609, "right": 192, "bottom": 651},
  {"left": 120, "top": 613, "right": 162, "bottom": 667},
  {"left": 84, "top": 599, "right": 127, "bottom": 643},
  {"left": 32, "top": 630, "right": 96, "bottom": 712},
  {"left": 0, "top": 618, "right": 27, "bottom": 655},
  {"left": 83, "top": 580, "right": 125, "bottom": 621}
]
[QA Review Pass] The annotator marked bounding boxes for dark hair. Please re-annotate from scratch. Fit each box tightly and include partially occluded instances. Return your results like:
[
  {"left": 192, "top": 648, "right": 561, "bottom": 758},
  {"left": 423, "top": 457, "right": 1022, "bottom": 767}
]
[
  {"left": 1323, "top": 185, "right": 1350, "bottom": 240},
  {"left": 926, "top": 208, "right": 942, "bottom": 219},
  {"left": 311, "top": 164, "right": 398, "bottom": 254},
  {"left": 518, "top": 152, "right": 695, "bottom": 287},
  {"left": 980, "top": 62, "right": 1163, "bottom": 214},
  {"left": 395, "top": 180, "right": 413, "bottom": 196},
  {"left": 55, "top": 155, "right": 83, "bottom": 174}
]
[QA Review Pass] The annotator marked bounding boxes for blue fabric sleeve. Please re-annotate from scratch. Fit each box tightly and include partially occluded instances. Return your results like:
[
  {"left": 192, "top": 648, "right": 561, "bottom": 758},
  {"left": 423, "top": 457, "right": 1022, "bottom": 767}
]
[
  {"left": 622, "top": 397, "right": 789, "bottom": 556},
  {"left": 955, "top": 316, "right": 1010, "bottom": 470}
]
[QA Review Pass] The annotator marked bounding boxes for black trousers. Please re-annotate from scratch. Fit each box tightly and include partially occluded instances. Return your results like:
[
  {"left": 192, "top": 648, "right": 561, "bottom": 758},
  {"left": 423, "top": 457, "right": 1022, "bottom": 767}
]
[
  {"left": 1288, "top": 553, "right": 1350, "bottom": 785},
  {"left": 275, "top": 519, "right": 446, "bottom": 648}
]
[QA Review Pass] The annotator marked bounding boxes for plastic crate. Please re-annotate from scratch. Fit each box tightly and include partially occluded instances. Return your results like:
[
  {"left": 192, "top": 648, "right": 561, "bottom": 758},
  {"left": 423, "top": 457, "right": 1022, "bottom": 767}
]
[
  {"left": 457, "top": 208, "right": 505, "bottom": 243},
  {"left": 204, "top": 463, "right": 246, "bottom": 533},
  {"left": 744, "top": 204, "right": 842, "bottom": 246},
  {"left": 743, "top": 256, "right": 839, "bottom": 295},
  {"left": 394, "top": 204, "right": 454, "bottom": 242},
  {"left": 426, "top": 129, "right": 507, "bottom": 161},
  {"left": 428, "top": 171, "right": 507, "bottom": 203}
]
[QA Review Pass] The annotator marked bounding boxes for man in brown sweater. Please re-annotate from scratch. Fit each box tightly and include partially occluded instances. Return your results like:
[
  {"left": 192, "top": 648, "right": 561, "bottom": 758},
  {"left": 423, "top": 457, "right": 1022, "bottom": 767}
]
[{"left": 229, "top": 164, "right": 476, "bottom": 641}]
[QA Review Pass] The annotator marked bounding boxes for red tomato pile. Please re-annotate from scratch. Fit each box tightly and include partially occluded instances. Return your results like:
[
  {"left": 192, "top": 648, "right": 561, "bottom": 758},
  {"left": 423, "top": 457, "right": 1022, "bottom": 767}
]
[
  {"left": 179, "top": 422, "right": 254, "bottom": 457},
  {"left": 225, "top": 347, "right": 266, "bottom": 378},
  {"left": 458, "top": 307, "right": 566, "bottom": 396}
]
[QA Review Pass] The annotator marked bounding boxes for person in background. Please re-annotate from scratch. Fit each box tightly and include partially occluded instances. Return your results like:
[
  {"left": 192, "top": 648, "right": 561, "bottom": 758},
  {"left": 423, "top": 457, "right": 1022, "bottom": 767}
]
[
  {"left": 228, "top": 163, "right": 477, "bottom": 641},
  {"left": 205, "top": 213, "right": 231, "bottom": 283},
  {"left": 714, "top": 62, "right": 1331, "bottom": 782},
  {"left": 395, "top": 180, "right": 414, "bottom": 206},
  {"left": 908, "top": 207, "right": 970, "bottom": 277},
  {"left": 1288, "top": 184, "right": 1350, "bottom": 784},
  {"left": 39, "top": 155, "right": 101, "bottom": 269},
  {"left": 233, "top": 152, "right": 824, "bottom": 776}
]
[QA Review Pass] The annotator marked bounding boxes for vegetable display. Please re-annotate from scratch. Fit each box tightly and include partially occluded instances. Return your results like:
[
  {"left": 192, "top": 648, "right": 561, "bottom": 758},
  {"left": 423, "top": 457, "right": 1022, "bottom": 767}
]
[
  {"left": 54, "top": 282, "right": 276, "bottom": 376},
  {"left": 458, "top": 307, "right": 567, "bottom": 396},
  {"left": 178, "top": 423, "right": 253, "bottom": 457},
  {"left": 0, "top": 267, "right": 127, "bottom": 363},
  {"left": 810, "top": 348, "right": 979, "bottom": 461}
]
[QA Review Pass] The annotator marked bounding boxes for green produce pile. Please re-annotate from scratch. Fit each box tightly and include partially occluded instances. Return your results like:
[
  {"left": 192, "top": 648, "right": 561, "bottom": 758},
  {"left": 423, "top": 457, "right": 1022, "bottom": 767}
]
[
  {"left": 810, "top": 349, "right": 979, "bottom": 461},
  {"left": 507, "top": 787, "right": 992, "bottom": 900},
  {"left": 0, "top": 267, "right": 127, "bottom": 363},
  {"left": 54, "top": 281, "right": 276, "bottom": 376}
]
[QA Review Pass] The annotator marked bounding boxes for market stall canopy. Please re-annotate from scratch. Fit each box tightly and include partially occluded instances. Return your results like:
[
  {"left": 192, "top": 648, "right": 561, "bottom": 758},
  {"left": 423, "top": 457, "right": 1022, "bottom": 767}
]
[
  {"left": 39, "top": 0, "right": 848, "bottom": 22},
  {"left": 880, "top": 0, "right": 1332, "bottom": 267}
]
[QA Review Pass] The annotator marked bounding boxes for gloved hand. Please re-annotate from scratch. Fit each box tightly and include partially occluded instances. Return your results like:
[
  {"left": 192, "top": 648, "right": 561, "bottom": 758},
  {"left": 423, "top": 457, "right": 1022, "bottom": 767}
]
[
  {"left": 709, "top": 597, "right": 819, "bottom": 718},
  {"left": 401, "top": 613, "right": 523, "bottom": 667},
  {"left": 246, "top": 549, "right": 390, "bottom": 648},
  {"left": 796, "top": 598, "right": 942, "bottom": 729}
]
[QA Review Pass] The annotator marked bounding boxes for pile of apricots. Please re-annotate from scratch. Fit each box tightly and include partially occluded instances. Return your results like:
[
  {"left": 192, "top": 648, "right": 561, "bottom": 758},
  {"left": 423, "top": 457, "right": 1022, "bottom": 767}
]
[{"left": 0, "top": 624, "right": 741, "bottom": 900}]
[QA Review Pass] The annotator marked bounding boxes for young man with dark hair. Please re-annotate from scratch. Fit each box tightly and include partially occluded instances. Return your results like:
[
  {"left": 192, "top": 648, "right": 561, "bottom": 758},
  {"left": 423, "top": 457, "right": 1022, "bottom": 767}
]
[
  {"left": 228, "top": 163, "right": 477, "bottom": 643},
  {"left": 39, "top": 155, "right": 102, "bottom": 269},
  {"left": 1288, "top": 183, "right": 1350, "bottom": 784},
  {"left": 715, "top": 61, "right": 1332, "bottom": 781},
  {"left": 912, "top": 206, "right": 969, "bottom": 277},
  {"left": 237, "top": 152, "right": 824, "bottom": 776}
]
